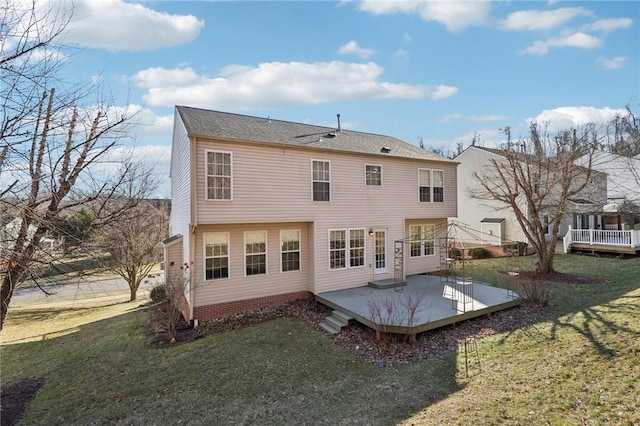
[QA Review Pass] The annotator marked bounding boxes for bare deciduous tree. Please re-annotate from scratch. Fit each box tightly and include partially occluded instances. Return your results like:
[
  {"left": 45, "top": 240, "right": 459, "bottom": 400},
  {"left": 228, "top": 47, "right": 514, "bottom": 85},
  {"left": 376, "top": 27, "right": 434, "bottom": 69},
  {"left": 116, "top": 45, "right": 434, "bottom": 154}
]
[
  {"left": 470, "top": 123, "right": 601, "bottom": 273},
  {"left": 98, "top": 203, "right": 168, "bottom": 301},
  {"left": 0, "top": 1, "right": 152, "bottom": 328}
]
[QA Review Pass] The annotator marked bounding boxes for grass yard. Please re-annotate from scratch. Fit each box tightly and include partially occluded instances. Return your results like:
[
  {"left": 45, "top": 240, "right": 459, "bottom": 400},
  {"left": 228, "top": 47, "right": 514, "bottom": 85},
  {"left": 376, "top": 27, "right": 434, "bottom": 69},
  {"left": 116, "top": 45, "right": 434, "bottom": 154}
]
[{"left": 1, "top": 254, "right": 639, "bottom": 425}]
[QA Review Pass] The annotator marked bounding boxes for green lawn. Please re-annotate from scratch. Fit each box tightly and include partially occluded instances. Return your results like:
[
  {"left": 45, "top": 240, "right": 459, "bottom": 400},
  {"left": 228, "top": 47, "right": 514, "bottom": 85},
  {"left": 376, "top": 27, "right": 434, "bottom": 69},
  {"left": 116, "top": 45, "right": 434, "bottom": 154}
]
[{"left": 2, "top": 254, "right": 639, "bottom": 425}]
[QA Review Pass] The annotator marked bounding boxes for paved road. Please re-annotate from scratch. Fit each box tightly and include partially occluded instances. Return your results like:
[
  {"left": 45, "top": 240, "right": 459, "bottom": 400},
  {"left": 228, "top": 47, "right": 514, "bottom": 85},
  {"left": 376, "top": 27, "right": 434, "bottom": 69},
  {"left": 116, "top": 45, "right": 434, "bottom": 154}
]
[{"left": 11, "top": 274, "right": 160, "bottom": 304}]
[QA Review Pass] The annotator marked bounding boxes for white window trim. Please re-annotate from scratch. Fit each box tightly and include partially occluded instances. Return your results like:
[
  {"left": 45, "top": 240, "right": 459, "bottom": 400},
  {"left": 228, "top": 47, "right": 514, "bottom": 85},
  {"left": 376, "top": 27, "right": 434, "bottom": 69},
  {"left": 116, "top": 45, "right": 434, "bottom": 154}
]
[
  {"left": 364, "top": 164, "right": 383, "bottom": 186},
  {"left": 328, "top": 228, "right": 366, "bottom": 271},
  {"left": 203, "top": 232, "right": 230, "bottom": 281},
  {"left": 311, "top": 159, "right": 331, "bottom": 202},
  {"left": 205, "top": 149, "right": 233, "bottom": 201},
  {"left": 244, "top": 230, "right": 268, "bottom": 277},
  {"left": 349, "top": 228, "right": 366, "bottom": 268},
  {"left": 280, "top": 229, "right": 301, "bottom": 273},
  {"left": 432, "top": 169, "right": 444, "bottom": 203},
  {"left": 409, "top": 224, "right": 436, "bottom": 258},
  {"left": 418, "top": 168, "right": 444, "bottom": 203}
]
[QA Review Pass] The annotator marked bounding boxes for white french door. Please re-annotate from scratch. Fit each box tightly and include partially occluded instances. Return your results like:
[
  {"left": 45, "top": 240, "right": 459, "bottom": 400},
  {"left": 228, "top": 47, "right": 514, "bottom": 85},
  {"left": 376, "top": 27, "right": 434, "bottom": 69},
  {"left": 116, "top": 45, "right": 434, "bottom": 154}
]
[{"left": 374, "top": 230, "right": 387, "bottom": 275}]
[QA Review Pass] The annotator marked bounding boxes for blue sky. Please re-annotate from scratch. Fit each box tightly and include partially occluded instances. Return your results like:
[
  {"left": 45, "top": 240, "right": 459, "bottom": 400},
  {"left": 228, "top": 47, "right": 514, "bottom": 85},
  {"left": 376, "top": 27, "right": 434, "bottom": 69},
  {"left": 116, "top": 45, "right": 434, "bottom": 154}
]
[{"left": 31, "top": 0, "right": 640, "bottom": 196}]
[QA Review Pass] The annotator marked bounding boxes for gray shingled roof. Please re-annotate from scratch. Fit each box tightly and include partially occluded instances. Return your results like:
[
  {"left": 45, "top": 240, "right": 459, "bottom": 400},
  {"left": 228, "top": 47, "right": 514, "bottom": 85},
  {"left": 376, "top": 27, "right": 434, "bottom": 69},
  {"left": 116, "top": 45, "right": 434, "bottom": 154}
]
[{"left": 176, "top": 106, "right": 453, "bottom": 162}]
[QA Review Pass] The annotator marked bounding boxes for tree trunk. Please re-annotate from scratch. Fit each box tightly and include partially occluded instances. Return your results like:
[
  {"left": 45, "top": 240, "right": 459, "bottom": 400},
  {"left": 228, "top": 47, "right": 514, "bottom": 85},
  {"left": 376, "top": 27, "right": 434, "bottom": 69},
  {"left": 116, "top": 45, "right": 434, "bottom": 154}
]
[
  {"left": 1, "top": 268, "right": 22, "bottom": 330},
  {"left": 129, "top": 286, "right": 137, "bottom": 302},
  {"left": 536, "top": 249, "right": 555, "bottom": 274},
  {"left": 1, "top": 276, "right": 13, "bottom": 330}
]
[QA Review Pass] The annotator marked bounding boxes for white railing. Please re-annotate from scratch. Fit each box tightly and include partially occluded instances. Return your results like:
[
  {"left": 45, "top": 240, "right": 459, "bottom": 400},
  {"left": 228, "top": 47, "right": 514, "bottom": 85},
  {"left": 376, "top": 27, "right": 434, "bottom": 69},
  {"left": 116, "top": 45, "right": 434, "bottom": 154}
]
[
  {"left": 569, "top": 229, "right": 640, "bottom": 247},
  {"left": 604, "top": 224, "right": 620, "bottom": 230}
]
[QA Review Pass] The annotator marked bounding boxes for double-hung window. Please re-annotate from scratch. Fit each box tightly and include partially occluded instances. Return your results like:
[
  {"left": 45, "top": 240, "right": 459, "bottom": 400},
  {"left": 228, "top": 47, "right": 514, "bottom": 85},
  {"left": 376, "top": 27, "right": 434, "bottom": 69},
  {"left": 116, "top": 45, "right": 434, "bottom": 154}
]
[
  {"left": 329, "top": 228, "right": 365, "bottom": 270},
  {"left": 329, "top": 230, "right": 346, "bottom": 269},
  {"left": 281, "top": 230, "right": 300, "bottom": 272},
  {"left": 349, "top": 229, "right": 365, "bottom": 267},
  {"left": 365, "top": 164, "right": 382, "bottom": 186},
  {"left": 409, "top": 224, "right": 435, "bottom": 257},
  {"left": 206, "top": 151, "right": 232, "bottom": 200},
  {"left": 433, "top": 170, "right": 444, "bottom": 202},
  {"left": 204, "top": 232, "right": 229, "bottom": 280},
  {"left": 312, "top": 160, "right": 330, "bottom": 201},
  {"left": 418, "top": 169, "right": 444, "bottom": 203},
  {"left": 245, "top": 231, "right": 267, "bottom": 276}
]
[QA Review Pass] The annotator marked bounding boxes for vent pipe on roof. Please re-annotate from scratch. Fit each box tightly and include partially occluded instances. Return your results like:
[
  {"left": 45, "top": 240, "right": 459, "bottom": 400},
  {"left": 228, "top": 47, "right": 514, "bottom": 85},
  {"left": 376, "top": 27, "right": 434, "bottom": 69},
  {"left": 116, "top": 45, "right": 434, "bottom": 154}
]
[{"left": 337, "top": 113, "right": 341, "bottom": 132}]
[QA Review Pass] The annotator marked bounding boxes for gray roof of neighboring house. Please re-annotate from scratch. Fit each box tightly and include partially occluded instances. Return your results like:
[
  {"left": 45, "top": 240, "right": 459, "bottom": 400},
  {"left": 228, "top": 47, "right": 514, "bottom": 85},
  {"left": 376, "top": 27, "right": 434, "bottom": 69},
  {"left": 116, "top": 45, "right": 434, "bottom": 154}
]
[{"left": 176, "top": 106, "right": 454, "bottom": 163}]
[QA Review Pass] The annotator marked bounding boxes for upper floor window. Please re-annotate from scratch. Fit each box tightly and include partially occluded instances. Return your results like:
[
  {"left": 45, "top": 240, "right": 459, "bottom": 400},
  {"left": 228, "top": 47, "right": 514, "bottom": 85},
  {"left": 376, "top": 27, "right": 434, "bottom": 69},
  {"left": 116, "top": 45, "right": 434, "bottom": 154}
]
[
  {"left": 312, "top": 160, "right": 330, "bottom": 201},
  {"left": 206, "top": 151, "right": 232, "bottom": 200},
  {"left": 204, "top": 232, "right": 229, "bottom": 280},
  {"left": 419, "top": 169, "right": 444, "bottom": 203},
  {"left": 365, "top": 164, "right": 382, "bottom": 186},
  {"left": 281, "top": 230, "right": 301, "bottom": 272}
]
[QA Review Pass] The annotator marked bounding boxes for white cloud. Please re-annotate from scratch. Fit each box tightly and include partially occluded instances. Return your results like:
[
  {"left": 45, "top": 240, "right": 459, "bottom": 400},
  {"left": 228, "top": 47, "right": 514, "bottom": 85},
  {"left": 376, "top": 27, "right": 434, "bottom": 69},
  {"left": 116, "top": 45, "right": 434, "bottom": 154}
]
[
  {"left": 132, "top": 62, "right": 458, "bottom": 110},
  {"left": 596, "top": 56, "right": 627, "bottom": 70},
  {"left": 502, "top": 7, "right": 592, "bottom": 31},
  {"left": 131, "top": 66, "right": 207, "bottom": 89},
  {"left": 358, "top": 0, "right": 491, "bottom": 33},
  {"left": 61, "top": 0, "right": 205, "bottom": 51},
  {"left": 394, "top": 48, "right": 409, "bottom": 60},
  {"left": 548, "top": 32, "right": 602, "bottom": 49},
  {"left": 403, "top": 32, "right": 412, "bottom": 44},
  {"left": 520, "top": 40, "right": 550, "bottom": 55},
  {"left": 527, "top": 106, "right": 627, "bottom": 130},
  {"left": 583, "top": 18, "right": 633, "bottom": 33},
  {"left": 100, "top": 143, "right": 172, "bottom": 197},
  {"left": 520, "top": 31, "right": 602, "bottom": 55},
  {"left": 337, "top": 40, "right": 375, "bottom": 59},
  {"left": 440, "top": 113, "right": 508, "bottom": 123}
]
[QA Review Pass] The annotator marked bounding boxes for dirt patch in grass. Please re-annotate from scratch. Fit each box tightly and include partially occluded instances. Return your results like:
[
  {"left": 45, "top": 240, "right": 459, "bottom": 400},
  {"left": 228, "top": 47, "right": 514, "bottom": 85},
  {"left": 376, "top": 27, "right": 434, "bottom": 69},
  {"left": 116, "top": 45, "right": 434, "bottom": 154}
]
[
  {"left": 0, "top": 378, "right": 46, "bottom": 426},
  {"left": 154, "top": 298, "right": 551, "bottom": 367}
]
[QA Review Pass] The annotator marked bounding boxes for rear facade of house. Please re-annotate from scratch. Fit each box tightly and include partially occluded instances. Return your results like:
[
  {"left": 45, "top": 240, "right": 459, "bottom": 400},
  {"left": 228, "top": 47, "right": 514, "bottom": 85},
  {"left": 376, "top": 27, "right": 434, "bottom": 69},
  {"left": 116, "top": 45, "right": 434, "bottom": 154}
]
[{"left": 166, "top": 106, "right": 458, "bottom": 324}]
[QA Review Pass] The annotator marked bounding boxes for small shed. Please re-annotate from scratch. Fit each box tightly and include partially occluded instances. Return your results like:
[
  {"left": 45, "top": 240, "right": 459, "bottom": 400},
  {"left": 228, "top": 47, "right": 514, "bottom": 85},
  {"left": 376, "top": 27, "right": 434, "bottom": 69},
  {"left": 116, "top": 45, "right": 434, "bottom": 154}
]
[{"left": 480, "top": 218, "right": 505, "bottom": 245}]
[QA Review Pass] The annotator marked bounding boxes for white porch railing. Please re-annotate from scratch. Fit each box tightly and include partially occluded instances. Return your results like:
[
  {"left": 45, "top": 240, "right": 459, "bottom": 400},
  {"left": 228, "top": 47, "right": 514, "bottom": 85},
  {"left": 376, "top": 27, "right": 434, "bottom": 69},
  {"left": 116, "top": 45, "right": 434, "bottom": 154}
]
[{"left": 563, "top": 226, "right": 640, "bottom": 252}]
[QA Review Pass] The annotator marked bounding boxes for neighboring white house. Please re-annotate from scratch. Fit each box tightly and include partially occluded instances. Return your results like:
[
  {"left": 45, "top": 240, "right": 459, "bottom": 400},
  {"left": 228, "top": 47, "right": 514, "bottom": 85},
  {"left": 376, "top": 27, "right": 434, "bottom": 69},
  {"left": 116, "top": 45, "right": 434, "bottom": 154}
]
[
  {"left": 165, "top": 106, "right": 459, "bottom": 324},
  {"left": 0, "top": 217, "right": 58, "bottom": 254},
  {"left": 585, "top": 152, "right": 640, "bottom": 223},
  {"left": 453, "top": 145, "right": 608, "bottom": 246}
]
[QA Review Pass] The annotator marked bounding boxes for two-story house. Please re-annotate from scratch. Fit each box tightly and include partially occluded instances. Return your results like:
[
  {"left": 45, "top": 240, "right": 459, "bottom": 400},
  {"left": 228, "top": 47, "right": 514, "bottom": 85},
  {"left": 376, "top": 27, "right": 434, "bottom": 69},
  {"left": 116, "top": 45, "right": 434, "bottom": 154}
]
[
  {"left": 454, "top": 145, "right": 608, "bottom": 246},
  {"left": 164, "top": 106, "right": 458, "bottom": 324}
]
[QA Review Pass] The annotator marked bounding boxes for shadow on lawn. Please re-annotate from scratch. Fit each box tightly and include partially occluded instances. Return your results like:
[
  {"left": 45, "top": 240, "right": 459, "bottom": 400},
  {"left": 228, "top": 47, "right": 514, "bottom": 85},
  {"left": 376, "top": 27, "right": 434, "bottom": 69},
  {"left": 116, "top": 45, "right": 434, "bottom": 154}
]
[
  {"left": 549, "top": 300, "right": 640, "bottom": 358},
  {"left": 1, "top": 303, "right": 465, "bottom": 426}
]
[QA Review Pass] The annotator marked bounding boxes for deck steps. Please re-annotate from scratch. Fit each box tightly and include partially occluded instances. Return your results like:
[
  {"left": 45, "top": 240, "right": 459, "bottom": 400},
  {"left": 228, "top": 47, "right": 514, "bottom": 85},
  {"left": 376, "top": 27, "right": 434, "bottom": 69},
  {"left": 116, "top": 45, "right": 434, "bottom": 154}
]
[
  {"left": 367, "top": 278, "right": 406, "bottom": 289},
  {"left": 319, "top": 310, "right": 354, "bottom": 335}
]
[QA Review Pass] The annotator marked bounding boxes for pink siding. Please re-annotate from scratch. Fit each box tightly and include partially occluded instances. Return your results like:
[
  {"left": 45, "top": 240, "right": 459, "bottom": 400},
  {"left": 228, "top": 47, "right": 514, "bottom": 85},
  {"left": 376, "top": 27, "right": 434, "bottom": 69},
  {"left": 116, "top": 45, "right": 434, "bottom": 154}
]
[
  {"left": 170, "top": 114, "right": 191, "bottom": 238},
  {"left": 403, "top": 219, "right": 448, "bottom": 276},
  {"left": 193, "top": 222, "right": 311, "bottom": 308},
  {"left": 187, "top": 137, "right": 458, "bottom": 305},
  {"left": 194, "top": 139, "right": 457, "bottom": 224}
]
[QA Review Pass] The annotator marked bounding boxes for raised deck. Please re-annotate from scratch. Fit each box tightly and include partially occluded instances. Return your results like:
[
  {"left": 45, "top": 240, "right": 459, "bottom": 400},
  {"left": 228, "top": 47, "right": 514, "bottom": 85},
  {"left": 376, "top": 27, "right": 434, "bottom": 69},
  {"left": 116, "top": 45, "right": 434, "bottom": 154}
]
[{"left": 316, "top": 274, "right": 521, "bottom": 338}]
